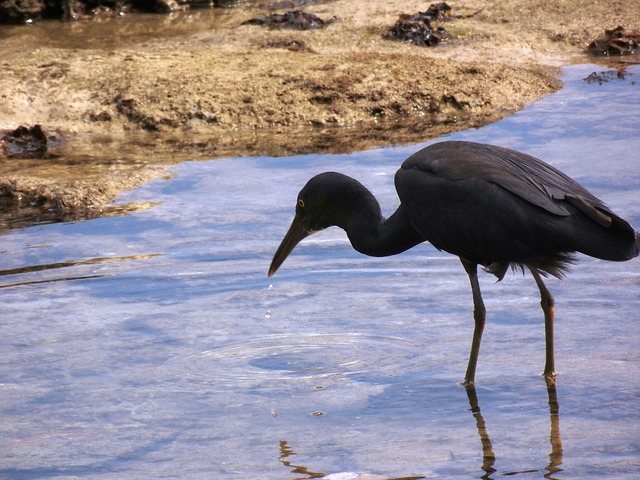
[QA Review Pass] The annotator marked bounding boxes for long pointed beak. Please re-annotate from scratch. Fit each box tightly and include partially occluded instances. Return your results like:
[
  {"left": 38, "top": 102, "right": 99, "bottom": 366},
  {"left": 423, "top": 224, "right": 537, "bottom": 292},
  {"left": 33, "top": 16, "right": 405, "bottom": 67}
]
[{"left": 268, "top": 214, "right": 309, "bottom": 277}]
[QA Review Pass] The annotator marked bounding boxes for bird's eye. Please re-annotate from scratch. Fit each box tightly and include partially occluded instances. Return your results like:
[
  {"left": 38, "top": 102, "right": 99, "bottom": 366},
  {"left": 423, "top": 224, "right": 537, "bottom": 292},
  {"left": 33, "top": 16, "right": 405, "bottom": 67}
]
[{"left": 298, "top": 198, "right": 305, "bottom": 208}]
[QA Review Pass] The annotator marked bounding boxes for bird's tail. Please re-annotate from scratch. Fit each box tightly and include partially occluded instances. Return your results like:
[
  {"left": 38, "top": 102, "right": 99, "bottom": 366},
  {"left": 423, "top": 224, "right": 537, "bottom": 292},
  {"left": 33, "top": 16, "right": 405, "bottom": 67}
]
[
  {"left": 577, "top": 214, "right": 640, "bottom": 261},
  {"left": 600, "top": 216, "right": 640, "bottom": 261}
]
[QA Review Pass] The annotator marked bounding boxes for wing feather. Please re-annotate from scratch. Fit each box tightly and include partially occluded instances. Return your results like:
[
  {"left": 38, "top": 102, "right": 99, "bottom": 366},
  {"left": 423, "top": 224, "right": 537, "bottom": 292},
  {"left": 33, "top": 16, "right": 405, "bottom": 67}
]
[{"left": 401, "top": 141, "right": 614, "bottom": 224}]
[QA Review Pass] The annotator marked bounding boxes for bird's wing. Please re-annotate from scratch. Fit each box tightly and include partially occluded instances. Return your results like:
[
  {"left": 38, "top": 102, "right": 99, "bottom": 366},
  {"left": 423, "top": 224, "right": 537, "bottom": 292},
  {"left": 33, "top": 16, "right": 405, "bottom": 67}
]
[{"left": 402, "top": 141, "right": 614, "bottom": 225}]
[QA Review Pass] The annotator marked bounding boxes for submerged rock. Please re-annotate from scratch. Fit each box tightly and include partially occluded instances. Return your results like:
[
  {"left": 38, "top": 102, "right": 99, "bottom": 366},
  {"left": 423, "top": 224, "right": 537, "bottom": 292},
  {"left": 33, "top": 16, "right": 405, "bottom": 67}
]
[{"left": 583, "top": 69, "right": 635, "bottom": 85}]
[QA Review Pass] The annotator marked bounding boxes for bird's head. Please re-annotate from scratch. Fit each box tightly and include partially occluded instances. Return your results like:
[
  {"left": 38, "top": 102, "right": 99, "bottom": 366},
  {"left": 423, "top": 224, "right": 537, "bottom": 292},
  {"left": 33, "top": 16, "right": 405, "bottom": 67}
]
[{"left": 268, "top": 172, "right": 373, "bottom": 277}]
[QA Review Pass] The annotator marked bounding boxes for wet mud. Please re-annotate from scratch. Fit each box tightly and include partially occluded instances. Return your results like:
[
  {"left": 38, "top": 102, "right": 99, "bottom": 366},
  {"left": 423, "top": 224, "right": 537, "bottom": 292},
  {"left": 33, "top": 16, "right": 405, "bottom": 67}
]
[
  {"left": 1, "top": 0, "right": 639, "bottom": 227},
  {"left": 0, "top": 166, "right": 163, "bottom": 230}
]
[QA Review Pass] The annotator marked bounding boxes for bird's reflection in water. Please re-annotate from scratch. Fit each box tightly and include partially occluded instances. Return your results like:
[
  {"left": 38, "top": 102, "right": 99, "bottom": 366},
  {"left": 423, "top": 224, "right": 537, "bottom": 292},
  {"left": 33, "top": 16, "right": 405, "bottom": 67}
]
[
  {"left": 545, "top": 378, "right": 564, "bottom": 479},
  {"left": 465, "top": 380, "right": 564, "bottom": 479},
  {"left": 278, "top": 440, "right": 326, "bottom": 479},
  {"left": 278, "top": 439, "right": 427, "bottom": 480},
  {"left": 465, "top": 386, "right": 497, "bottom": 479},
  {"left": 276, "top": 382, "right": 563, "bottom": 479}
]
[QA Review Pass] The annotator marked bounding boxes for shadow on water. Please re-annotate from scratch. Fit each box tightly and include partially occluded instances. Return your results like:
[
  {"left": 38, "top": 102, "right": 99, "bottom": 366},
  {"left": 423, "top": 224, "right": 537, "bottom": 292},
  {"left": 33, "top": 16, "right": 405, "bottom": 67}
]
[{"left": 0, "top": 434, "right": 179, "bottom": 480}]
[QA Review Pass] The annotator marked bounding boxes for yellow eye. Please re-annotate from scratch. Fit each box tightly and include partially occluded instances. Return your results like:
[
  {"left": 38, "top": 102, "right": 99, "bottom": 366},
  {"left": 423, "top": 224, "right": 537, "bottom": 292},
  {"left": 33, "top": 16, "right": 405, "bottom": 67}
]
[{"left": 297, "top": 198, "right": 305, "bottom": 208}]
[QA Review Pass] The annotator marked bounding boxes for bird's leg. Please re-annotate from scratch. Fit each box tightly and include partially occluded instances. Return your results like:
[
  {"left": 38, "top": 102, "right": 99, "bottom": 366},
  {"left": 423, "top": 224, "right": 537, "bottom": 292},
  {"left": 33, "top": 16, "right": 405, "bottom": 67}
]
[
  {"left": 530, "top": 268, "right": 557, "bottom": 381},
  {"left": 461, "top": 259, "right": 486, "bottom": 385}
]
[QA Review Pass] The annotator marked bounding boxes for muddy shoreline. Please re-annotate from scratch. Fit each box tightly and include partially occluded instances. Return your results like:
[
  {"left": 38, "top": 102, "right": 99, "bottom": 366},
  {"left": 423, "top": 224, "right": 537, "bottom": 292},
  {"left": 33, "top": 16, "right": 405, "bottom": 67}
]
[{"left": 1, "top": 0, "right": 639, "bottom": 226}]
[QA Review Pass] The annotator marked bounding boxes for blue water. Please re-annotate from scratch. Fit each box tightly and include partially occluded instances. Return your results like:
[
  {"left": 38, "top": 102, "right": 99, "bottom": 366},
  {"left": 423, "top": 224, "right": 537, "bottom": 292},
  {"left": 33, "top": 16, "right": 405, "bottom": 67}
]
[{"left": 1, "top": 64, "right": 639, "bottom": 479}]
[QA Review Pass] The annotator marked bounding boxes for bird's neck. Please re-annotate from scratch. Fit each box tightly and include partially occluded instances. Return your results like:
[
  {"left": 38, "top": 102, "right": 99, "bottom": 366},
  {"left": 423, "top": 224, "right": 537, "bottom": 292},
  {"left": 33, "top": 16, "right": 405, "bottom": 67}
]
[{"left": 343, "top": 201, "right": 423, "bottom": 258}]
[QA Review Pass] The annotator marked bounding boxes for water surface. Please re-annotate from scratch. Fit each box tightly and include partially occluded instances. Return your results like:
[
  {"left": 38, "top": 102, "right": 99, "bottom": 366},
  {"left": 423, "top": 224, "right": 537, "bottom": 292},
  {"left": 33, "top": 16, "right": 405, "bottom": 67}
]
[{"left": 1, "top": 64, "right": 639, "bottom": 479}]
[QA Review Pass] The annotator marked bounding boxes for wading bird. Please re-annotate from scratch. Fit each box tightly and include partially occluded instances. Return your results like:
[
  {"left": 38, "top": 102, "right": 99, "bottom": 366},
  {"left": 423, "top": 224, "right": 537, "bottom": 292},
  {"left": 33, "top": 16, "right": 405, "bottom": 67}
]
[{"left": 268, "top": 141, "right": 639, "bottom": 384}]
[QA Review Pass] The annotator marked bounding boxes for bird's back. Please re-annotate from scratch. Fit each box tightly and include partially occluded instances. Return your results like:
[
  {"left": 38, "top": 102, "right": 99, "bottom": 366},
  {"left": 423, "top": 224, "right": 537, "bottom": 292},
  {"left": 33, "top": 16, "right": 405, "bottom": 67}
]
[{"left": 395, "top": 141, "right": 639, "bottom": 275}]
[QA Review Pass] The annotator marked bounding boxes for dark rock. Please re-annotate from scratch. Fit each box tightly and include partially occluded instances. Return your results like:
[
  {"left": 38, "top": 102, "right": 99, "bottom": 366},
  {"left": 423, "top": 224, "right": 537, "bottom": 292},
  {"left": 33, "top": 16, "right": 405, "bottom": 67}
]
[
  {"left": 262, "top": 37, "right": 312, "bottom": 52},
  {"left": 587, "top": 26, "right": 639, "bottom": 55},
  {"left": 384, "top": 5, "right": 452, "bottom": 47},
  {"left": 423, "top": 1, "right": 452, "bottom": 21},
  {"left": 134, "top": 0, "right": 190, "bottom": 14},
  {"left": 0, "top": 0, "right": 45, "bottom": 24},
  {"left": 1, "top": 125, "right": 50, "bottom": 158},
  {"left": 242, "top": 10, "right": 336, "bottom": 30},
  {"left": 0, "top": 0, "right": 240, "bottom": 23}
]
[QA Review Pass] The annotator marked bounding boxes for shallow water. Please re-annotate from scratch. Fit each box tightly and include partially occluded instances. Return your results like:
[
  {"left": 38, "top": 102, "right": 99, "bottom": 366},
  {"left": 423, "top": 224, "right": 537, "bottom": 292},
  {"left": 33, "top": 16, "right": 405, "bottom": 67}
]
[
  {"left": 1, "top": 64, "right": 639, "bottom": 479},
  {"left": 0, "top": 1, "right": 331, "bottom": 50}
]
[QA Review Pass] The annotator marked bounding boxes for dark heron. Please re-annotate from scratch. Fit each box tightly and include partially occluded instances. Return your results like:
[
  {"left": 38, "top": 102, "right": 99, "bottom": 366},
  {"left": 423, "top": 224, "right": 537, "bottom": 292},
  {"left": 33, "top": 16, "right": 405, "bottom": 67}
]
[{"left": 268, "top": 141, "right": 639, "bottom": 384}]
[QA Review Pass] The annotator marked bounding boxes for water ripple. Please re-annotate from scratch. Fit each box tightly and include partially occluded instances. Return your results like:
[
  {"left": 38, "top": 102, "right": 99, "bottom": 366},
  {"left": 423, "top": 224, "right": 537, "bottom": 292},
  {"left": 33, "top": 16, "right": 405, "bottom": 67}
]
[{"left": 168, "top": 333, "right": 425, "bottom": 389}]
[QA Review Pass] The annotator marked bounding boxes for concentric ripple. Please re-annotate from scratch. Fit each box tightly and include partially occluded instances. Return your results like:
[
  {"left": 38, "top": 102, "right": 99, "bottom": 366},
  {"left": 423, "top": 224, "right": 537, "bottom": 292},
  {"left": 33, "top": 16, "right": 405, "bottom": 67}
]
[{"left": 169, "top": 333, "right": 425, "bottom": 388}]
